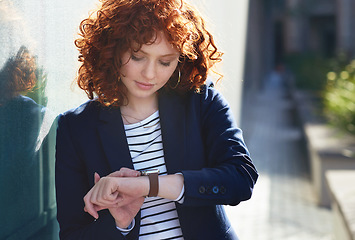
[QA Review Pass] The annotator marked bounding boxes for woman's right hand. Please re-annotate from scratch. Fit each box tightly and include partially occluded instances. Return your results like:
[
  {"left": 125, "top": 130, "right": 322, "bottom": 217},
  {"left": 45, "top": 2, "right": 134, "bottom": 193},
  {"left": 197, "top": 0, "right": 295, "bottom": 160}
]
[
  {"left": 84, "top": 168, "right": 145, "bottom": 229},
  {"left": 84, "top": 168, "right": 184, "bottom": 228}
]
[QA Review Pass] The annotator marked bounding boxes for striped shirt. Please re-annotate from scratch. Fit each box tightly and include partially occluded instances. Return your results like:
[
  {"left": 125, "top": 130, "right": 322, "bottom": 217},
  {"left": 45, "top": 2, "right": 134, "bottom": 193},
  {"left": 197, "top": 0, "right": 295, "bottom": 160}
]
[{"left": 124, "top": 110, "right": 184, "bottom": 240}]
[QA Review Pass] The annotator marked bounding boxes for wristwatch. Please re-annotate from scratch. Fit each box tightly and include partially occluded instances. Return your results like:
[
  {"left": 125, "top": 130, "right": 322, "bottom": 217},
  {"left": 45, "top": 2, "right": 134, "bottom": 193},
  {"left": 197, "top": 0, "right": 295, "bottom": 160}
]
[{"left": 140, "top": 169, "right": 160, "bottom": 197}]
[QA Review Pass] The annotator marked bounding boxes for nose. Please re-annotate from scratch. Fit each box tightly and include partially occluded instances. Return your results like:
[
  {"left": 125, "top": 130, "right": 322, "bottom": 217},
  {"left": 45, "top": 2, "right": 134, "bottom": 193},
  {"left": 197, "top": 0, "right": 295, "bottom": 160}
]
[{"left": 141, "top": 61, "right": 156, "bottom": 80}]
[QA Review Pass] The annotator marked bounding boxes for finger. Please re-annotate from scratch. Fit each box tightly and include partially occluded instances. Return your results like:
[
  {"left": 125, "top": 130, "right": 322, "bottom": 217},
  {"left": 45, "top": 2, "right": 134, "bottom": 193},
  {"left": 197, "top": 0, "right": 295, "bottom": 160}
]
[
  {"left": 95, "top": 190, "right": 120, "bottom": 206},
  {"left": 121, "top": 167, "right": 141, "bottom": 177},
  {"left": 84, "top": 204, "right": 107, "bottom": 214},
  {"left": 106, "top": 171, "right": 122, "bottom": 177},
  {"left": 94, "top": 172, "right": 101, "bottom": 184},
  {"left": 108, "top": 167, "right": 140, "bottom": 177},
  {"left": 83, "top": 193, "right": 99, "bottom": 219},
  {"left": 114, "top": 193, "right": 144, "bottom": 208},
  {"left": 95, "top": 178, "right": 121, "bottom": 205},
  {"left": 116, "top": 194, "right": 124, "bottom": 202}
]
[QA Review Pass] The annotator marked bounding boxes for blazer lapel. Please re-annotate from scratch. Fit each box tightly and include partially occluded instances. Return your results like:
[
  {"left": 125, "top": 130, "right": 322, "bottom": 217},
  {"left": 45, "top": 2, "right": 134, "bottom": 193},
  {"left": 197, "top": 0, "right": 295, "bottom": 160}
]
[
  {"left": 159, "top": 92, "right": 186, "bottom": 174},
  {"left": 97, "top": 107, "right": 134, "bottom": 172},
  {"left": 96, "top": 91, "right": 187, "bottom": 174}
]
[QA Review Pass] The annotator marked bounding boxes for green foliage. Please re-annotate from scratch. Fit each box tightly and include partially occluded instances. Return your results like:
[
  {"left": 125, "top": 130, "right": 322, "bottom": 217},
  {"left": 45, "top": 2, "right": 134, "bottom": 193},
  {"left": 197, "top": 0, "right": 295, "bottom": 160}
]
[
  {"left": 285, "top": 53, "right": 330, "bottom": 91},
  {"left": 323, "top": 59, "right": 355, "bottom": 135}
]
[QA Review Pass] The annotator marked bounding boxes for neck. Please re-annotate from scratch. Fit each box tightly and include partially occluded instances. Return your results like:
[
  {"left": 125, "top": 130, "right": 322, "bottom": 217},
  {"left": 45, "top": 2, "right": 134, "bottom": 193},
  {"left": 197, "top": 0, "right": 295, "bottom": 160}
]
[{"left": 120, "top": 94, "right": 158, "bottom": 124}]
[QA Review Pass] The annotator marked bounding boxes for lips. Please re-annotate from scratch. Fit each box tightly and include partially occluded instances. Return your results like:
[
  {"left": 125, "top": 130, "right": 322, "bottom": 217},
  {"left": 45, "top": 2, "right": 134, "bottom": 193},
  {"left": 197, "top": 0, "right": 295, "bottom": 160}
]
[{"left": 135, "top": 81, "right": 155, "bottom": 90}]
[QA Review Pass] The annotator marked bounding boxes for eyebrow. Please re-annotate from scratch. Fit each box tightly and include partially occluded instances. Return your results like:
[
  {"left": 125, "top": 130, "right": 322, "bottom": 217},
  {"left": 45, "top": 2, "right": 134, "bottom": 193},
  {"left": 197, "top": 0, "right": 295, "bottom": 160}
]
[{"left": 139, "top": 49, "right": 179, "bottom": 58}]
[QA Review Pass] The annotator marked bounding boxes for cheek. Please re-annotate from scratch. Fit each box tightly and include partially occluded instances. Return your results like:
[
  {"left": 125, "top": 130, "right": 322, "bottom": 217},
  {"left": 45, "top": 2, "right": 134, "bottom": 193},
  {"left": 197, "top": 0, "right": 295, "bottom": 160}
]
[
  {"left": 163, "top": 62, "right": 179, "bottom": 79},
  {"left": 119, "top": 53, "right": 135, "bottom": 76},
  {"left": 120, "top": 62, "right": 137, "bottom": 77},
  {"left": 159, "top": 68, "right": 176, "bottom": 83}
]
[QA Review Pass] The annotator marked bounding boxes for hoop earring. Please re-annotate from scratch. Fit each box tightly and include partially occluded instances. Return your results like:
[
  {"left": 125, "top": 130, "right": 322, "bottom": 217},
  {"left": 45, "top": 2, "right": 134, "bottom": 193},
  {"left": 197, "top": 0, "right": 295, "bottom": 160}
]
[{"left": 170, "top": 70, "right": 181, "bottom": 89}]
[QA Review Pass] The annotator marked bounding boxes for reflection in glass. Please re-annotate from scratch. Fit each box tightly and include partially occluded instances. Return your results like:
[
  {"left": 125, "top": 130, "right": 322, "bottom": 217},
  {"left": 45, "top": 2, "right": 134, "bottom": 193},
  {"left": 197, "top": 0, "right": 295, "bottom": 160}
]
[
  {"left": 0, "top": 0, "right": 105, "bottom": 238},
  {"left": 0, "top": 1, "right": 57, "bottom": 238},
  {"left": 0, "top": 46, "right": 50, "bottom": 239}
]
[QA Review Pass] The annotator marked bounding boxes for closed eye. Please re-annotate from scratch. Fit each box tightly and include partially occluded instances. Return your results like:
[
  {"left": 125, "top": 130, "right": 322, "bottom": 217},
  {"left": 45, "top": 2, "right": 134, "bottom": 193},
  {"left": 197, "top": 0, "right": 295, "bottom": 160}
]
[
  {"left": 160, "top": 61, "right": 171, "bottom": 67},
  {"left": 131, "top": 55, "right": 143, "bottom": 61}
]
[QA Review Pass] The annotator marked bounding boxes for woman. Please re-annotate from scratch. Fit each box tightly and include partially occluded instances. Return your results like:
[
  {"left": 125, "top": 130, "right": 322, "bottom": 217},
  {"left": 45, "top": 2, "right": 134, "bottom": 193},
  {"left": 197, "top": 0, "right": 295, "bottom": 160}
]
[{"left": 55, "top": 0, "right": 258, "bottom": 239}]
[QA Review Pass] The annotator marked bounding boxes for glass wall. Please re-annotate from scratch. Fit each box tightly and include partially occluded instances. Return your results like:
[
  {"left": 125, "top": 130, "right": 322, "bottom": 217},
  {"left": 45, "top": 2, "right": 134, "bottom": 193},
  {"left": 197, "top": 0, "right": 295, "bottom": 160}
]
[{"left": 0, "top": 0, "right": 96, "bottom": 239}]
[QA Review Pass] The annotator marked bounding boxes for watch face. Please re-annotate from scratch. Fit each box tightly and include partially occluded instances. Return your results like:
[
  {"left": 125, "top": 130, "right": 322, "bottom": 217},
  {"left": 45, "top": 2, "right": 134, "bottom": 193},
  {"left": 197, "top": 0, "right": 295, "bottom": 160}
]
[{"left": 140, "top": 169, "right": 160, "bottom": 176}]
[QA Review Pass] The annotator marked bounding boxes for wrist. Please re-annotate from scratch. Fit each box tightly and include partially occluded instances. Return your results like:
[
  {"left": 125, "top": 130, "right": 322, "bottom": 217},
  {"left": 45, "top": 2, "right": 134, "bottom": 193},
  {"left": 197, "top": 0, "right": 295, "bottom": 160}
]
[
  {"left": 139, "top": 176, "right": 150, "bottom": 197},
  {"left": 118, "top": 176, "right": 149, "bottom": 198},
  {"left": 116, "top": 218, "right": 135, "bottom": 232},
  {"left": 158, "top": 174, "right": 184, "bottom": 200}
]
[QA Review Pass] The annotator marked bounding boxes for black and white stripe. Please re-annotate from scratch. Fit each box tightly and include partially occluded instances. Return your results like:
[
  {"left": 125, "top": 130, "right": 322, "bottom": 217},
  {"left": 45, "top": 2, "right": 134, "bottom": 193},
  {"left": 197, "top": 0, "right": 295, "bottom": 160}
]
[{"left": 124, "top": 111, "right": 184, "bottom": 240}]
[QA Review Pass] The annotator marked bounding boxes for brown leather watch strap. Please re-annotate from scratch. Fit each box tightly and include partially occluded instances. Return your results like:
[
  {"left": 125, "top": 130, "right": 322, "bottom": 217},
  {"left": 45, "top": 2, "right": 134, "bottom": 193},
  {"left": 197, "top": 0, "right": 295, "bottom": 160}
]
[
  {"left": 140, "top": 169, "right": 160, "bottom": 197},
  {"left": 148, "top": 172, "right": 159, "bottom": 197}
]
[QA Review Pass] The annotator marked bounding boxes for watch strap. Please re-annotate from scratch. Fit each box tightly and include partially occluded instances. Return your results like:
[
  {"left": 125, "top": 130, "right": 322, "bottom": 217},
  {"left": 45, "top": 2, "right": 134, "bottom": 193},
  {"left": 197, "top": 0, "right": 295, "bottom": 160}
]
[
  {"left": 148, "top": 172, "right": 159, "bottom": 197},
  {"left": 140, "top": 169, "right": 160, "bottom": 197}
]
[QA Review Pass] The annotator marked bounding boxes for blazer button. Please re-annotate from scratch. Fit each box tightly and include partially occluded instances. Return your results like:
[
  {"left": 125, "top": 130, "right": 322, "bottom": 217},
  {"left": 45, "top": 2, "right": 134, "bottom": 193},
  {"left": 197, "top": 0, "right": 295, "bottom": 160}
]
[
  {"left": 212, "top": 186, "right": 219, "bottom": 194},
  {"left": 220, "top": 186, "right": 226, "bottom": 194},
  {"left": 199, "top": 186, "right": 206, "bottom": 194}
]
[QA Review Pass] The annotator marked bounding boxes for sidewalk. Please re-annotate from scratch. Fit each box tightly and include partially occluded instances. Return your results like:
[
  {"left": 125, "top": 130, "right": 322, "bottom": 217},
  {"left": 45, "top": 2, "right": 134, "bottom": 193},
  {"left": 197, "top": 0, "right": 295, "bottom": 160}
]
[{"left": 225, "top": 84, "right": 332, "bottom": 239}]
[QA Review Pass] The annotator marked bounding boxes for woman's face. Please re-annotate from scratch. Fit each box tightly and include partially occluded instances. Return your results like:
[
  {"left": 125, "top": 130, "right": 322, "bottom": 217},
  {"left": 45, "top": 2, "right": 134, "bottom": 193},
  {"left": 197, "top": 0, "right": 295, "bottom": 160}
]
[{"left": 120, "top": 32, "right": 180, "bottom": 104}]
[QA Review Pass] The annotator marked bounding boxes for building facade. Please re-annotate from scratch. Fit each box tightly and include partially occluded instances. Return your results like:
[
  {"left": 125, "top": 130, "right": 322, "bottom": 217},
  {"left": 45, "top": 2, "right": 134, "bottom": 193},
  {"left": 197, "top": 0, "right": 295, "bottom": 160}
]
[{"left": 244, "top": 0, "right": 355, "bottom": 91}]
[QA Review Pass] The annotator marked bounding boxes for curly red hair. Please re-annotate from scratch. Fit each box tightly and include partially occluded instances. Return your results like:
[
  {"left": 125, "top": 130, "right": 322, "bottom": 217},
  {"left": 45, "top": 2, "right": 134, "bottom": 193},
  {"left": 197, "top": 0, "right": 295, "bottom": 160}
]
[
  {"left": 75, "top": 0, "right": 222, "bottom": 106},
  {"left": 0, "top": 46, "right": 37, "bottom": 103}
]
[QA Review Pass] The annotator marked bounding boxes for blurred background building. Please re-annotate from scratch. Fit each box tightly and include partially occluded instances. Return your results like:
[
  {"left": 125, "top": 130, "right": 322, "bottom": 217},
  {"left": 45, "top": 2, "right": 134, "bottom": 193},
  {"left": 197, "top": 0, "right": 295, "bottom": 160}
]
[
  {"left": 245, "top": 0, "right": 355, "bottom": 91},
  {"left": 240, "top": 1, "right": 355, "bottom": 239}
]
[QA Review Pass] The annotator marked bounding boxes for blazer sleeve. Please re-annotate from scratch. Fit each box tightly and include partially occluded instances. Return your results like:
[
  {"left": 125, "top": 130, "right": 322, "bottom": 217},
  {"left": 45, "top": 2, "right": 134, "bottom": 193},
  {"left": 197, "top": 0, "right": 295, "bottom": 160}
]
[
  {"left": 55, "top": 114, "right": 138, "bottom": 240},
  {"left": 181, "top": 86, "right": 258, "bottom": 206}
]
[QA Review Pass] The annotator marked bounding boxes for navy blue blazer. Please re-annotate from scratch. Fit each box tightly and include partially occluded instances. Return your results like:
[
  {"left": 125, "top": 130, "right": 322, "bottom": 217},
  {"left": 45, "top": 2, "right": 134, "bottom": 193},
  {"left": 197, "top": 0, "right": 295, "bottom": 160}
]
[{"left": 55, "top": 84, "right": 258, "bottom": 240}]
